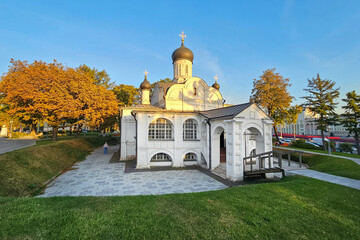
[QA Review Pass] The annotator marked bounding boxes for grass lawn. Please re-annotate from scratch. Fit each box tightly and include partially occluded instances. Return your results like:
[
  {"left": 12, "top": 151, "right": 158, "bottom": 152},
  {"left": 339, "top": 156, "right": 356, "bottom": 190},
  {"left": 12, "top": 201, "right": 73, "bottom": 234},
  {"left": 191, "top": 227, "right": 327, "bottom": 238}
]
[
  {"left": 279, "top": 146, "right": 360, "bottom": 159},
  {"left": 0, "top": 176, "right": 359, "bottom": 239},
  {"left": 274, "top": 147, "right": 360, "bottom": 180},
  {"left": 0, "top": 137, "right": 110, "bottom": 197}
]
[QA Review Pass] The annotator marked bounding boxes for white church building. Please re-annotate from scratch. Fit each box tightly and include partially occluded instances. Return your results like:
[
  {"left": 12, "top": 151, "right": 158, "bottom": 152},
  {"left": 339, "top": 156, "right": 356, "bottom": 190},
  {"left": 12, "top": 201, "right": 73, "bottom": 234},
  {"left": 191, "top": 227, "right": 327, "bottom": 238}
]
[{"left": 120, "top": 33, "right": 276, "bottom": 181}]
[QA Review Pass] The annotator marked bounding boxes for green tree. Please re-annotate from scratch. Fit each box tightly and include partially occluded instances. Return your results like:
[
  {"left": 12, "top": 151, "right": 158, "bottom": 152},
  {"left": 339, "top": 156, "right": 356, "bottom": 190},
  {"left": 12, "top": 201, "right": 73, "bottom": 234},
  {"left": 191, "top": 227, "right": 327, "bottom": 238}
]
[
  {"left": 112, "top": 84, "right": 140, "bottom": 107},
  {"left": 302, "top": 73, "right": 340, "bottom": 151},
  {"left": 342, "top": 90, "right": 360, "bottom": 155},
  {"left": 285, "top": 105, "right": 303, "bottom": 139},
  {"left": 78, "top": 64, "right": 115, "bottom": 90},
  {"left": 251, "top": 68, "right": 293, "bottom": 141}
]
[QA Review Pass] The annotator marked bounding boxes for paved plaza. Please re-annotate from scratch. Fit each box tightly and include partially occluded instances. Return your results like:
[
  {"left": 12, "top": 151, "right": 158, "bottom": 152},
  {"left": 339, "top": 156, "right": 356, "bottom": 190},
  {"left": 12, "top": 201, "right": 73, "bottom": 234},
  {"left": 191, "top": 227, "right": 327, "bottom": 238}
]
[{"left": 40, "top": 145, "right": 227, "bottom": 197}]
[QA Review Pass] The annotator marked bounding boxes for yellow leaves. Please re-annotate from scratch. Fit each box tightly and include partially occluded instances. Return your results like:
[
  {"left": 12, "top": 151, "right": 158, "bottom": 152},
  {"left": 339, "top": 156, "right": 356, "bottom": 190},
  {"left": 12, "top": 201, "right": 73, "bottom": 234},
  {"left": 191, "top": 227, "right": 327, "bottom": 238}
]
[
  {"left": 0, "top": 59, "right": 118, "bottom": 128},
  {"left": 252, "top": 68, "right": 293, "bottom": 117}
]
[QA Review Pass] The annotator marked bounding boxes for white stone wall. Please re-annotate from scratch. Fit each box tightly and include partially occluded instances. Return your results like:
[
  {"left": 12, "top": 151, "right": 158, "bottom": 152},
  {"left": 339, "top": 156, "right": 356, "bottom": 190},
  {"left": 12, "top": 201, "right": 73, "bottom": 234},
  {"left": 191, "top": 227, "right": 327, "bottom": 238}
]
[
  {"left": 165, "top": 77, "right": 224, "bottom": 111},
  {"left": 173, "top": 59, "right": 193, "bottom": 83},
  {"left": 135, "top": 112, "right": 206, "bottom": 169},
  {"left": 120, "top": 109, "right": 136, "bottom": 160}
]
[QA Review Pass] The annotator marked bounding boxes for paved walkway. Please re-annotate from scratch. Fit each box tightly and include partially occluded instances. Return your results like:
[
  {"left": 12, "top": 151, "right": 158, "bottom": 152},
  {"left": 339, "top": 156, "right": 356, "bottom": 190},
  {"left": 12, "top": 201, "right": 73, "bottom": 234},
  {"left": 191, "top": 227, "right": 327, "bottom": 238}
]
[
  {"left": 275, "top": 146, "right": 360, "bottom": 165},
  {"left": 0, "top": 137, "right": 36, "bottom": 154},
  {"left": 39, "top": 146, "right": 227, "bottom": 197},
  {"left": 287, "top": 169, "right": 360, "bottom": 190}
]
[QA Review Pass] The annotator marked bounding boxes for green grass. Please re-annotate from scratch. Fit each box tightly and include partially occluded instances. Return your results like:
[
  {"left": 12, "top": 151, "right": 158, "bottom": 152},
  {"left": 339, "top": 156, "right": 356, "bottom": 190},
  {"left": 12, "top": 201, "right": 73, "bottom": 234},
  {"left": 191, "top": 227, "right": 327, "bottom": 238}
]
[
  {"left": 278, "top": 150, "right": 360, "bottom": 180},
  {"left": 0, "top": 176, "right": 359, "bottom": 239},
  {"left": 278, "top": 146, "right": 360, "bottom": 159},
  {"left": 0, "top": 137, "right": 108, "bottom": 197}
]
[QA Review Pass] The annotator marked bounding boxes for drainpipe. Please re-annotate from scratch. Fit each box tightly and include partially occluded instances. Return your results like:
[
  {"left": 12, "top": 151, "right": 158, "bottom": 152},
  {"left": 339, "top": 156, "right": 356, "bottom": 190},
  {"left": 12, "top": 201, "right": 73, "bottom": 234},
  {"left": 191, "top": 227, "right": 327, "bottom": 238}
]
[
  {"left": 206, "top": 119, "right": 212, "bottom": 170},
  {"left": 131, "top": 112, "right": 138, "bottom": 164}
]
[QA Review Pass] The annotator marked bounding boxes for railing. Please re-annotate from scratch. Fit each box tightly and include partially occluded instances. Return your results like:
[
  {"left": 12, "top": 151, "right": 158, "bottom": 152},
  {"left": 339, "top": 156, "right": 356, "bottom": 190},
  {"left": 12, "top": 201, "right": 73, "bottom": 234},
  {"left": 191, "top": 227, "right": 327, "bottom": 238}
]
[
  {"left": 243, "top": 151, "right": 282, "bottom": 173},
  {"left": 243, "top": 149, "right": 305, "bottom": 174}
]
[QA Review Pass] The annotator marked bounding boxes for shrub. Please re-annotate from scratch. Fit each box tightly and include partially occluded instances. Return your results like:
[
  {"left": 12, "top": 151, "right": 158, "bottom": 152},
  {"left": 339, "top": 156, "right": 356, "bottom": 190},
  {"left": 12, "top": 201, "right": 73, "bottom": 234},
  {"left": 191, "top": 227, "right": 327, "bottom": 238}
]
[
  {"left": 291, "top": 139, "right": 319, "bottom": 150},
  {"left": 339, "top": 142, "right": 354, "bottom": 153}
]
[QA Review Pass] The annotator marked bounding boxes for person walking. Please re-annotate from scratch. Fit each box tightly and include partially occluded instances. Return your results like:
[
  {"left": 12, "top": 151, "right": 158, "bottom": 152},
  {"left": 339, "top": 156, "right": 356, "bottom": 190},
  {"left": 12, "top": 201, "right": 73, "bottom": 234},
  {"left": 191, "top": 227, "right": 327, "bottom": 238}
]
[{"left": 103, "top": 142, "right": 109, "bottom": 154}]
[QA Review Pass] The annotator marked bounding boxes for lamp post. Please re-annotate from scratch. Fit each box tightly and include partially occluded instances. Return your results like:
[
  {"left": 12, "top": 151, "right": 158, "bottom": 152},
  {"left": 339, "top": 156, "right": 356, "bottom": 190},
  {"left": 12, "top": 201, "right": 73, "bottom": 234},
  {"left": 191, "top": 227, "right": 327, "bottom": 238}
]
[
  {"left": 9, "top": 120, "right": 13, "bottom": 139},
  {"left": 327, "top": 126, "right": 331, "bottom": 155}
]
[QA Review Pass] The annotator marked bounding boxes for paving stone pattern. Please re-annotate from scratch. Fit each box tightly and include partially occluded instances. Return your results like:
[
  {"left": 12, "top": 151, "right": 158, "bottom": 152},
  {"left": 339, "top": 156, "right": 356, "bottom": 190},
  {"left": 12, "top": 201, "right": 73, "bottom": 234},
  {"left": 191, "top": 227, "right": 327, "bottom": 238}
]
[{"left": 40, "top": 146, "right": 227, "bottom": 197}]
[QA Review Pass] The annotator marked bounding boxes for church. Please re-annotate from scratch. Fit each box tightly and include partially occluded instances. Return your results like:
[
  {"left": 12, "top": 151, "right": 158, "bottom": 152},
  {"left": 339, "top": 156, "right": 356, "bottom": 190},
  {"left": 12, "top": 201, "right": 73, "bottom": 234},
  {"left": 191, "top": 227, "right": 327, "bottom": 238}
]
[{"left": 120, "top": 33, "right": 275, "bottom": 181}]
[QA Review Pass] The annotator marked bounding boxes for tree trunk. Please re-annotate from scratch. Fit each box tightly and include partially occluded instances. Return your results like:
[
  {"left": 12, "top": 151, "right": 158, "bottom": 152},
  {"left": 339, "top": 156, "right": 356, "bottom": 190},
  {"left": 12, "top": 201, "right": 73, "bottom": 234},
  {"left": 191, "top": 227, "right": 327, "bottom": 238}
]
[
  {"left": 355, "top": 134, "right": 360, "bottom": 156},
  {"left": 321, "top": 130, "right": 326, "bottom": 151},
  {"left": 293, "top": 124, "right": 296, "bottom": 139},
  {"left": 52, "top": 126, "right": 58, "bottom": 141},
  {"left": 273, "top": 125, "right": 280, "bottom": 142},
  {"left": 69, "top": 125, "right": 73, "bottom": 136}
]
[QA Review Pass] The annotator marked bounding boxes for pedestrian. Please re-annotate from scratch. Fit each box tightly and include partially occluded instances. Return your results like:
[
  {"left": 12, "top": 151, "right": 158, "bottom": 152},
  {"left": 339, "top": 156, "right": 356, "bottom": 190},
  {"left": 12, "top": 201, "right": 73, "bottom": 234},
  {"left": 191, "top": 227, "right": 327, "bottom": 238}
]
[{"left": 103, "top": 142, "right": 109, "bottom": 154}]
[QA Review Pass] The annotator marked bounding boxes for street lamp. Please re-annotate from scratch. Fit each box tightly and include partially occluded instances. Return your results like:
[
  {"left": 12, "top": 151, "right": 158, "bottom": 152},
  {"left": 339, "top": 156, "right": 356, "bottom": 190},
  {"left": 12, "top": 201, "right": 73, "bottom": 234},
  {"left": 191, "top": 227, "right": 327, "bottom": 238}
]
[
  {"left": 9, "top": 120, "right": 13, "bottom": 139},
  {"left": 327, "top": 126, "right": 331, "bottom": 155}
]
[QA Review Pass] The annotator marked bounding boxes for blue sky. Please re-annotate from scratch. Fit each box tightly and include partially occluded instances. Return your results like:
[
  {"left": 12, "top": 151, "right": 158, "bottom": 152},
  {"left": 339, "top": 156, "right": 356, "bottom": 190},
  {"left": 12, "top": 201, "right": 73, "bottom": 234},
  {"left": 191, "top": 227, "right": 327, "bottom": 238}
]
[{"left": 1, "top": 0, "right": 359, "bottom": 106}]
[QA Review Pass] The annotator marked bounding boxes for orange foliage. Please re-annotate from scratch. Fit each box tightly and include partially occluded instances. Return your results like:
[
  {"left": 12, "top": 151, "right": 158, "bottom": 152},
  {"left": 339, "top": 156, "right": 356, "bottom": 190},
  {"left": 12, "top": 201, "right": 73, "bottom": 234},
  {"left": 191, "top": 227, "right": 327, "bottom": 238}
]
[{"left": 0, "top": 59, "right": 118, "bottom": 136}]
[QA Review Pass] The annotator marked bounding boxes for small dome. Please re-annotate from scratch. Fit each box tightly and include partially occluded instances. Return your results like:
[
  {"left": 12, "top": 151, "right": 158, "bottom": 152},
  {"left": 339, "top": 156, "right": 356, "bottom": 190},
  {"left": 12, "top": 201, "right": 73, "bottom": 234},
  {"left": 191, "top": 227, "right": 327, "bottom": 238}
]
[
  {"left": 140, "top": 76, "right": 151, "bottom": 90},
  {"left": 212, "top": 82, "right": 220, "bottom": 90},
  {"left": 172, "top": 42, "right": 194, "bottom": 63}
]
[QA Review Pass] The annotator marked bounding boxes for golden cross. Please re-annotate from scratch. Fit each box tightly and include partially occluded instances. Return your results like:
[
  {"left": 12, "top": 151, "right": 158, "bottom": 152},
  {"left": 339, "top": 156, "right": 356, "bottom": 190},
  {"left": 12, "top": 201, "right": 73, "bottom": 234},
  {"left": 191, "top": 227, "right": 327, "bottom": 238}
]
[
  {"left": 179, "top": 31, "right": 186, "bottom": 42},
  {"left": 143, "top": 69, "right": 149, "bottom": 77},
  {"left": 214, "top": 74, "right": 219, "bottom": 82}
]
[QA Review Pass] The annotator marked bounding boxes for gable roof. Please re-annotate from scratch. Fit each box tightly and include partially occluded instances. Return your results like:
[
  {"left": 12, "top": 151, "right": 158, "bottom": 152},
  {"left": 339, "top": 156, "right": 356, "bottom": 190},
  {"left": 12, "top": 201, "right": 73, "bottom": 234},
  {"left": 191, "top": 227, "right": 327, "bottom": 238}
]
[{"left": 199, "top": 102, "right": 254, "bottom": 120}]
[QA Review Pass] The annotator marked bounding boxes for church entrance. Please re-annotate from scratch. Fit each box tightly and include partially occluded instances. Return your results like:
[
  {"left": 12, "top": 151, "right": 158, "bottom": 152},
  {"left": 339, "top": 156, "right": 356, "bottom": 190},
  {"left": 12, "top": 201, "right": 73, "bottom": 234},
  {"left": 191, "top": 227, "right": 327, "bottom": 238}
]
[
  {"left": 212, "top": 126, "right": 226, "bottom": 178},
  {"left": 220, "top": 131, "right": 226, "bottom": 163},
  {"left": 243, "top": 127, "right": 265, "bottom": 172}
]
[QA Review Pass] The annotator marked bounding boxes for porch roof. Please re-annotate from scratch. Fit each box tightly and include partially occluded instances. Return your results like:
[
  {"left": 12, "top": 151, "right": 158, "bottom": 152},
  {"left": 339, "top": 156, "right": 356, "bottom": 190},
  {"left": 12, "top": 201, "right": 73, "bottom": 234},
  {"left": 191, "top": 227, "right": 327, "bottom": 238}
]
[{"left": 199, "top": 102, "right": 253, "bottom": 120}]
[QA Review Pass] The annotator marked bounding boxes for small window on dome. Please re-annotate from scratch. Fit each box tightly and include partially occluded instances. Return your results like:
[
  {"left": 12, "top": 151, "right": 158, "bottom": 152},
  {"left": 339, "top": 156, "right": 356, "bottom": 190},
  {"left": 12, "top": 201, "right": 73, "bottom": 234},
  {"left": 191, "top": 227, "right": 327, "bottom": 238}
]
[
  {"left": 186, "top": 65, "right": 188, "bottom": 75},
  {"left": 194, "top": 87, "right": 197, "bottom": 96}
]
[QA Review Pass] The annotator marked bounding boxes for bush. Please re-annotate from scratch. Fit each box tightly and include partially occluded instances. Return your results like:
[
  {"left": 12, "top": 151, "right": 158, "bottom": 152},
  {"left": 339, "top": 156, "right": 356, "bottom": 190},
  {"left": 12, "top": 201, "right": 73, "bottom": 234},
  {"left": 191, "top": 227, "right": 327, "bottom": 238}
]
[
  {"left": 339, "top": 142, "right": 354, "bottom": 153},
  {"left": 291, "top": 139, "right": 319, "bottom": 150}
]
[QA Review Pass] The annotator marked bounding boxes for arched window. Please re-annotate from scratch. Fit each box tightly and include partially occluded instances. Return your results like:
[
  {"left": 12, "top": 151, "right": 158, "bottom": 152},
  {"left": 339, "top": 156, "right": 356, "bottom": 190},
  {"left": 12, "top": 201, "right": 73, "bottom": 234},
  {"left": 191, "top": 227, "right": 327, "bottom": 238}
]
[
  {"left": 183, "top": 119, "right": 197, "bottom": 140},
  {"left": 151, "top": 153, "right": 172, "bottom": 162},
  {"left": 184, "top": 153, "right": 197, "bottom": 161},
  {"left": 250, "top": 149, "right": 256, "bottom": 156},
  {"left": 148, "top": 118, "right": 173, "bottom": 140}
]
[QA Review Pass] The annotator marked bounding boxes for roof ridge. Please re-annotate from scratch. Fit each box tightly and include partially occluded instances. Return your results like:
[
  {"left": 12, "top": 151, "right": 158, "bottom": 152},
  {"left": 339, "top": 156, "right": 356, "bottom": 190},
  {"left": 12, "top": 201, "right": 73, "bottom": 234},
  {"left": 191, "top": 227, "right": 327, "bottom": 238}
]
[{"left": 200, "top": 102, "right": 252, "bottom": 113}]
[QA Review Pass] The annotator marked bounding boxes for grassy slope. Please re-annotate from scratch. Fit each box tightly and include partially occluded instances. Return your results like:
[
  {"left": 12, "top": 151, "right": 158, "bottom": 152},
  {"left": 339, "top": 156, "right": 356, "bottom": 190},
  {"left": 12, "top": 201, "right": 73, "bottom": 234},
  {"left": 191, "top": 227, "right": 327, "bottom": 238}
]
[
  {"left": 0, "top": 137, "right": 106, "bottom": 197},
  {"left": 280, "top": 152, "right": 360, "bottom": 180},
  {"left": 0, "top": 176, "right": 359, "bottom": 239}
]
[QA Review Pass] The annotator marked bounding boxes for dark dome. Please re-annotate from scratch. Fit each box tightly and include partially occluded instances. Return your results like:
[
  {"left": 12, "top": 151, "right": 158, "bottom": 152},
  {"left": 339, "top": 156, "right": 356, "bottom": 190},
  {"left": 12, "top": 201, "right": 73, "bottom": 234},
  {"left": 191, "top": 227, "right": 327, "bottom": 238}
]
[
  {"left": 172, "top": 42, "right": 194, "bottom": 63},
  {"left": 140, "top": 76, "right": 151, "bottom": 90},
  {"left": 212, "top": 82, "right": 220, "bottom": 90}
]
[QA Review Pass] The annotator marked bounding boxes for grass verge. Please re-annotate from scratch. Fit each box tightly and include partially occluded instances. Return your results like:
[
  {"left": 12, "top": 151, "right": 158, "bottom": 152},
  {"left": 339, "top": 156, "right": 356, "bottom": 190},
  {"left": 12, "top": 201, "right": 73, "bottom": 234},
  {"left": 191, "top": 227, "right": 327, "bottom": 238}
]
[
  {"left": 0, "top": 176, "right": 359, "bottom": 239},
  {"left": 0, "top": 137, "right": 109, "bottom": 197},
  {"left": 276, "top": 149, "right": 360, "bottom": 180}
]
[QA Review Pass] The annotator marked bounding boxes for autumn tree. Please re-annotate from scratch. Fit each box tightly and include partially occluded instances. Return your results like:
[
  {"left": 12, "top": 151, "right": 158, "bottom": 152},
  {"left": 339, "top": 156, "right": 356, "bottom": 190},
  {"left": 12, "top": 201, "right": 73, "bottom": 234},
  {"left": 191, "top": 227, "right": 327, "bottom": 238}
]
[
  {"left": 251, "top": 68, "right": 293, "bottom": 141},
  {"left": 286, "top": 105, "right": 303, "bottom": 139},
  {"left": 342, "top": 90, "right": 360, "bottom": 155},
  {"left": 78, "top": 64, "right": 115, "bottom": 90},
  {"left": 0, "top": 59, "right": 118, "bottom": 141},
  {"left": 112, "top": 84, "right": 140, "bottom": 107},
  {"left": 302, "top": 73, "right": 340, "bottom": 150}
]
